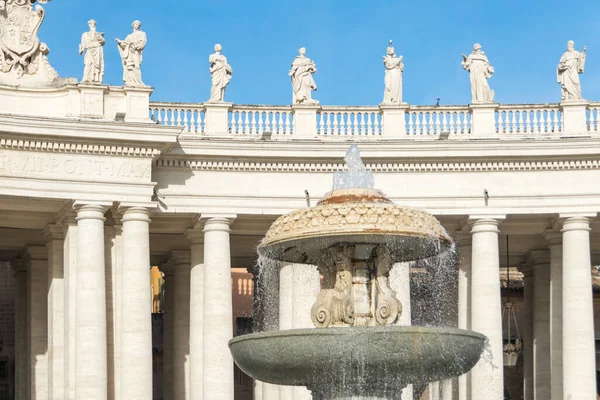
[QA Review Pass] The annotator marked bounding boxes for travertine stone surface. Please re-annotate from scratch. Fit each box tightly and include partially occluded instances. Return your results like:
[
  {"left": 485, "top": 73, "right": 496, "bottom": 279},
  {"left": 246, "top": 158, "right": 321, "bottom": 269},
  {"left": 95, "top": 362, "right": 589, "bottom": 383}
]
[
  {"left": 116, "top": 21, "right": 147, "bottom": 87},
  {"left": 382, "top": 41, "right": 404, "bottom": 105},
  {"left": 461, "top": 44, "right": 494, "bottom": 103},
  {"left": 208, "top": 44, "right": 232, "bottom": 103},
  {"left": 289, "top": 47, "right": 318, "bottom": 105},
  {"left": 79, "top": 20, "right": 105, "bottom": 84},
  {"left": 557, "top": 41, "right": 586, "bottom": 101}
]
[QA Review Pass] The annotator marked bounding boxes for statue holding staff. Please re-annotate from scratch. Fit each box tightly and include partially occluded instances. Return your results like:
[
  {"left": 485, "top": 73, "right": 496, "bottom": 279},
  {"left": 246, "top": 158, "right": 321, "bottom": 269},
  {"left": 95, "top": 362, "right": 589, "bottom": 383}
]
[
  {"left": 461, "top": 43, "right": 495, "bottom": 103},
  {"left": 289, "top": 47, "right": 318, "bottom": 104},
  {"left": 557, "top": 40, "right": 586, "bottom": 101}
]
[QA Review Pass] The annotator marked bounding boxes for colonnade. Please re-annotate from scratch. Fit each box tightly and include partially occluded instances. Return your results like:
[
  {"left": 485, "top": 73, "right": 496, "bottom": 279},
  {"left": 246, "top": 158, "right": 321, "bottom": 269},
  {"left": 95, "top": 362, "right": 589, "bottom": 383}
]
[{"left": 8, "top": 210, "right": 598, "bottom": 400}]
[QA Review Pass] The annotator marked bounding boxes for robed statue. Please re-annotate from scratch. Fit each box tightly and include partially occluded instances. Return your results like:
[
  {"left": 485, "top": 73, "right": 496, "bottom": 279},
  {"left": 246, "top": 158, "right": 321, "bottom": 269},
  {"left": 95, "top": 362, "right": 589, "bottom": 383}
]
[
  {"left": 115, "top": 20, "right": 147, "bottom": 86},
  {"left": 382, "top": 41, "right": 404, "bottom": 105},
  {"left": 289, "top": 47, "right": 318, "bottom": 104},
  {"left": 208, "top": 43, "right": 232, "bottom": 103},
  {"left": 557, "top": 40, "right": 586, "bottom": 101},
  {"left": 79, "top": 20, "right": 105, "bottom": 84},
  {"left": 461, "top": 43, "right": 495, "bottom": 103}
]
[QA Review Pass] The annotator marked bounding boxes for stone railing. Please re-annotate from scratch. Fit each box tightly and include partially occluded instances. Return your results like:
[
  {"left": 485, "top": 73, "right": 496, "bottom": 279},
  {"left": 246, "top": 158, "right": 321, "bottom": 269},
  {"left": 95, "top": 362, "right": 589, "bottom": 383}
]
[{"left": 149, "top": 101, "right": 599, "bottom": 140}]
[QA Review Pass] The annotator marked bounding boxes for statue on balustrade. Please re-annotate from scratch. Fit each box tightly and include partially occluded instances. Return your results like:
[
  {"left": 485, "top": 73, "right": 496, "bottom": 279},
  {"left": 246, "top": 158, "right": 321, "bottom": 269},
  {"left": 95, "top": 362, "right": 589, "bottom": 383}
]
[
  {"left": 115, "top": 20, "right": 147, "bottom": 87},
  {"left": 0, "top": 0, "right": 74, "bottom": 87},
  {"left": 382, "top": 41, "right": 404, "bottom": 105},
  {"left": 557, "top": 40, "right": 586, "bottom": 101},
  {"left": 289, "top": 47, "right": 318, "bottom": 105},
  {"left": 461, "top": 43, "right": 495, "bottom": 103},
  {"left": 79, "top": 20, "right": 105, "bottom": 84},
  {"left": 207, "top": 43, "right": 232, "bottom": 103}
]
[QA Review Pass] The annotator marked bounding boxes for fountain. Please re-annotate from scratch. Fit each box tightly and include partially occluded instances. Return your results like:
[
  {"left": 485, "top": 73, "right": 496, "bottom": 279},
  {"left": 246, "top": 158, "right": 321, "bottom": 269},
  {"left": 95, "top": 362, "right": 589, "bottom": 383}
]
[{"left": 229, "top": 145, "right": 486, "bottom": 399}]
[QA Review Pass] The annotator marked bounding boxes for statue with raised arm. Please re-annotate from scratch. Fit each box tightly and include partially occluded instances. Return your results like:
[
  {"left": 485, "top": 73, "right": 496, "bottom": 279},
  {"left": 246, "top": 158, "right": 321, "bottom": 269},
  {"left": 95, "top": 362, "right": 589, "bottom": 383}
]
[
  {"left": 0, "top": 0, "right": 74, "bottom": 87},
  {"left": 461, "top": 43, "right": 495, "bottom": 103},
  {"left": 557, "top": 40, "right": 586, "bottom": 101},
  {"left": 289, "top": 47, "right": 318, "bottom": 104},
  {"left": 79, "top": 19, "right": 105, "bottom": 84},
  {"left": 208, "top": 43, "right": 232, "bottom": 103},
  {"left": 382, "top": 41, "right": 404, "bottom": 105},
  {"left": 115, "top": 20, "right": 147, "bottom": 86}
]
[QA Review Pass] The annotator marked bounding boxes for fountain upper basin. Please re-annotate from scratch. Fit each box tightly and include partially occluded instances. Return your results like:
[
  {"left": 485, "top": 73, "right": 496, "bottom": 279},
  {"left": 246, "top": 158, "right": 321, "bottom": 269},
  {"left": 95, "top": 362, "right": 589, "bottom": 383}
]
[
  {"left": 229, "top": 326, "right": 486, "bottom": 397},
  {"left": 258, "top": 189, "right": 453, "bottom": 265}
]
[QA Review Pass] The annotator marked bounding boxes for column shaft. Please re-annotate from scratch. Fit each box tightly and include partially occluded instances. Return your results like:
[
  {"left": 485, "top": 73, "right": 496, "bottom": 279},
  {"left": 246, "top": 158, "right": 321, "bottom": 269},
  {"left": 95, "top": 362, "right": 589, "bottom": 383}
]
[
  {"left": 45, "top": 225, "right": 65, "bottom": 400},
  {"left": 522, "top": 268, "right": 534, "bottom": 400},
  {"left": 62, "top": 219, "right": 77, "bottom": 400},
  {"left": 75, "top": 204, "right": 108, "bottom": 399},
  {"left": 188, "top": 228, "right": 204, "bottom": 400},
  {"left": 26, "top": 246, "right": 49, "bottom": 400},
  {"left": 162, "top": 268, "right": 175, "bottom": 400},
  {"left": 172, "top": 251, "right": 191, "bottom": 400},
  {"left": 470, "top": 218, "right": 503, "bottom": 400},
  {"left": 545, "top": 231, "right": 563, "bottom": 399},
  {"left": 456, "top": 239, "right": 471, "bottom": 400},
  {"left": 532, "top": 261, "right": 551, "bottom": 399},
  {"left": 13, "top": 267, "right": 27, "bottom": 400},
  {"left": 120, "top": 207, "right": 153, "bottom": 400},
  {"left": 203, "top": 217, "right": 234, "bottom": 399},
  {"left": 390, "top": 262, "right": 413, "bottom": 400},
  {"left": 561, "top": 216, "right": 596, "bottom": 398}
]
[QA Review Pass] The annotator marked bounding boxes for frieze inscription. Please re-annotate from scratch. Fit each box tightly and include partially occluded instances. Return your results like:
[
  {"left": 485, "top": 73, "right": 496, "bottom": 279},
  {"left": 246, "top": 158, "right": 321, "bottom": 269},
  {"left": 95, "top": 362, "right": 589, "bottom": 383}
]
[{"left": 0, "top": 151, "right": 152, "bottom": 182}]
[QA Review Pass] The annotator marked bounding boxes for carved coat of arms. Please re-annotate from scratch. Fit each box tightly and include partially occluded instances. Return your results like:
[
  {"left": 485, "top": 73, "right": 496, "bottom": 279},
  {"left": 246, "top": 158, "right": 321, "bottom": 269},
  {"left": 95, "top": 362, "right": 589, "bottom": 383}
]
[{"left": 0, "top": 0, "right": 62, "bottom": 86}]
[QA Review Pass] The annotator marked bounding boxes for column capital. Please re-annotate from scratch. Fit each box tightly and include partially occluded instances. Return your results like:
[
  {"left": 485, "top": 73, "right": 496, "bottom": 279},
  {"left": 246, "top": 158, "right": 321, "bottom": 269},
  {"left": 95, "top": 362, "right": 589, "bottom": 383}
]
[
  {"left": 524, "top": 249, "right": 550, "bottom": 266},
  {"left": 518, "top": 263, "right": 534, "bottom": 278},
  {"left": 559, "top": 214, "right": 593, "bottom": 233},
  {"left": 453, "top": 230, "right": 472, "bottom": 247},
  {"left": 167, "top": 250, "right": 191, "bottom": 267},
  {"left": 43, "top": 224, "right": 65, "bottom": 242},
  {"left": 543, "top": 229, "right": 562, "bottom": 246},
  {"left": 185, "top": 228, "right": 204, "bottom": 246},
  {"left": 21, "top": 245, "right": 47, "bottom": 262},
  {"left": 121, "top": 206, "right": 152, "bottom": 224},
  {"left": 202, "top": 215, "right": 236, "bottom": 233},
  {"left": 469, "top": 216, "right": 505, "bottom": 234},
  {"left": 74, "top": 203, "right": 108, "bottom": 222}
]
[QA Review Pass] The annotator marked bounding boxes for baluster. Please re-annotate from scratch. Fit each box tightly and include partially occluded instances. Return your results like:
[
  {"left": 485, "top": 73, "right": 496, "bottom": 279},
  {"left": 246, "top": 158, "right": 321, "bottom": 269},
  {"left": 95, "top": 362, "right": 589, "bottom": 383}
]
[
  {"left": 359, "top": 113, "right": 365, "bottom": 135},
  {"left": 508, "top": 111, "right": 515, "bottom": 134},
  {"left": 157, "top": 109, "right": 163, "bottom": 125},
  {"left": 193, "top": 110, "right": 199, "bottom": 134},
  {"left": 534, "top": 110, "right": 541, "bottom": 134},
  {"left": 367, "top": 113, "right": 373, "bottom": 135},
  {"left": 594, "top": 108, "right": 598, "bottom": 132},
  {"left": 325, "top": 113, "right": 331, "bottom": 135},
  {"left": 242, "top": 112, "right": 249, "bottom": 135},
  {"left": 552, "top": 111, "right": 559, "bottom": 133},
  {"left": 448, "top": 113, "right": 455, "bottom": 134},
  {"left": 458, "top": 112, "right": 464, "bottom": 134},
  {"left": 332, "top": 113, "right": 339, "bottom": 135},
  {"left": 350, "top": 112, "right": 357, "bottom": 136},
  {"left": 407, "top": 112, "right": 413, "bottom": 135},
  {"left": 174, "top": 109, "right": 181, "bottom": 127},
  {"left": 285, "top": 112, "right": 292, "bottom": 135},
  {"left": 340, "top": 113, "right": 346, "bottom": 136},
  {"left": 276, "top": 112, "right": 283, "bottom": 135},
  {"left": 259, "top": 112, "right": 266, "bottom": 135},
  {"left": 441, "top": 112, "right": 447, "bottom": 133},
  {"left": 319, "top": 112, "right": 325, "bottom": 135}
]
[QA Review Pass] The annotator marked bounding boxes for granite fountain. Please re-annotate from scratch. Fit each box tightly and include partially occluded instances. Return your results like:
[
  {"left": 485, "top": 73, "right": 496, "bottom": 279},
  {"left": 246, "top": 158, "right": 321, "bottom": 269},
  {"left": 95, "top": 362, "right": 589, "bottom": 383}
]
[{"left": 229, "top": 145, "right": 486, "bottom": 399}]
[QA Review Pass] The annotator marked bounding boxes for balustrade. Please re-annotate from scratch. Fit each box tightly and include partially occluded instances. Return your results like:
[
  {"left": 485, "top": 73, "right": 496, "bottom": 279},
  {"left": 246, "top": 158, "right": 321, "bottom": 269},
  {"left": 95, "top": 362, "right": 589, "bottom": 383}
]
[
  {"left": 148, "top": 101, "right": 597, "bottom": 140},
  {"left": 496, "top": 105, "right": 562, "bottom": 135}
]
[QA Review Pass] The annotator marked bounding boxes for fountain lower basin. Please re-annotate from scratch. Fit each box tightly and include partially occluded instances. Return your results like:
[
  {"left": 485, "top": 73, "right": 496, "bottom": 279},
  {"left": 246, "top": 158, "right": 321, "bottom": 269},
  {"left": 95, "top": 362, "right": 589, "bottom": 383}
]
[{"left": 229, "top": 326, "right": 486, "bottom": 399}]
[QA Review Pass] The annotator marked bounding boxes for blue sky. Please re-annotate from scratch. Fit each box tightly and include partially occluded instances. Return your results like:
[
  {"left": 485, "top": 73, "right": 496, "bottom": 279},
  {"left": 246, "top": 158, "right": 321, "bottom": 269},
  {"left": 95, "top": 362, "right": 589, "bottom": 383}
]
[{"left": 41, "top": 0, "right": 600, "bottom": 105}]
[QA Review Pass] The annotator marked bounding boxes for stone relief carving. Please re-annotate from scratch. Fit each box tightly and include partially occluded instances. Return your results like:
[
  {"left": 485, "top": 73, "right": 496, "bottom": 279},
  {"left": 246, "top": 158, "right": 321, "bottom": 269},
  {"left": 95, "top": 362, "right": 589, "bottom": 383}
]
[
  {"left": 461, "top": 43, "right": 495, "bottom": 103},
  {"left": 289, "top": 47, "right": 318, "bottom": 105},
  {"left": 382, "top": 41, "right": 404, "bottom": 105},
  {"left": 207, "top": 43, "right": 232, "bottom": 103},
  {"left": 557, "top": 40, "right": 586, "bottom": 101},
  {"left": 79, "top": 19, "right": 105, "bottom": 84},
  {"left": 372, "top": 246, "right": 402, "bottom": 325},
  {"left": 116, "top": 20, "right": 147, "bottom": 87},
  {"left": 0, "top": 0, "right": 73, "bottom": 87}
]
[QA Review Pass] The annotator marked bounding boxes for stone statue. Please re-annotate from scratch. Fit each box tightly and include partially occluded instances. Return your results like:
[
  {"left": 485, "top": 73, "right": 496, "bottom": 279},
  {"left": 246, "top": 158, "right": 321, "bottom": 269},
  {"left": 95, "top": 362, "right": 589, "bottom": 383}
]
[
  {"left": 208, "top": 43, "right": 232, "bottom": 103},
  {"left": 461, "top": 43, "right": 495, "bottom": 103},
  {"left": 79, "top": 20, "right": 105, "bottom": 84},
  {"left": 0, "top": 0, "right": 72, "bottom": 87},
  {"left": 333, "top": 144, "right": 375, "bottom": 190},
  {"left": 115, "top": 20, "right": 147, "bottom": 87},
  {"left": 382, "top": 41, "right": 404, "bottom": 105},
  {"left": 289, "top": 47, "right": 318, "bottom": 105},
  {"left": 557, "top": 40, "right": 586, "bottom": 101}
]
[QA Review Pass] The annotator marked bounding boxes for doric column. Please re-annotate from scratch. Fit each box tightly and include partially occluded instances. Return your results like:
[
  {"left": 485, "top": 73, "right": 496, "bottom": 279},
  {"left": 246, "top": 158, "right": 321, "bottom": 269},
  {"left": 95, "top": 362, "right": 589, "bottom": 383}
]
[
  {"left": 278, "top": 263, "right": 294, "bottom": 399},
  {"left": 560, "top": 215, "right": 596, "bottom": 398},
  {"left": 520, "top": 265, "right": 534, "bottom": 400},
  {"left": 161, "top": 264, "right": 176, "bottom": 400},
  {"left": 528, "top": 250, "right": 551, "bottom": 399},
  {"left": 44, "top": 225, "right": 65, "bottom": 400},
  {"left": 455, "top": 232, "right": 471, "bottom": 400},
  {"left": 469, "top": 217, "right": 504, "bottom": 400},
  {"left": 170, "top": 250, "right": 191, "bottom": 400},
  {"left": 120, "top": 207, "right": 153, "bottom": 400},
  {"left": 11, "top": 260, "right": 27, "bottom": 400},
  {"left": 544, "top": 229, "right": 563, "bottom": 399},
  {"left": 390, "top": 262, "right": 413, "bottom": 400},
  {"left": 187, "top": 226, "right": 205, "bottom": 400},
  {"left": 203, "top": 216, "right": 235, "bottom": 400},
  {"left": 59, "top": 209, "right": 78, "bottom": 400},
  {"left": 23, "top": 246, "right": 49, "bottom": 400},
  {"left": 74, "top": 203, "right": 108, "bottom": 399}
]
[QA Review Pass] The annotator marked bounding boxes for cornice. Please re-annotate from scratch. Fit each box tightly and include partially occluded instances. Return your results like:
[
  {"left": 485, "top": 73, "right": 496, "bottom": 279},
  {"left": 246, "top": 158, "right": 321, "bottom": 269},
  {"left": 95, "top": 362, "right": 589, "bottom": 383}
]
[
  {"left": 1, "top": 137, "right": 162, "bottom": 158},
  {"left": 154, "top": 157, "right": 600, "bottom": 173}
]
